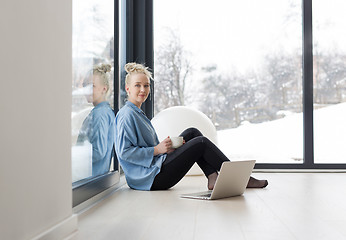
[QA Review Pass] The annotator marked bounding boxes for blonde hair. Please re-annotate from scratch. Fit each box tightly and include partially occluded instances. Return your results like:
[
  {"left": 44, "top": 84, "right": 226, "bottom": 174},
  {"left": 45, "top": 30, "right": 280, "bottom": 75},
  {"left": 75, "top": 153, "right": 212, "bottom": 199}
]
[
  {"left": 124, "top": 62, "right": 152, "bottom": 85},
  {"left": 93, "top": 63, "right": 112, "bottom": 93}
]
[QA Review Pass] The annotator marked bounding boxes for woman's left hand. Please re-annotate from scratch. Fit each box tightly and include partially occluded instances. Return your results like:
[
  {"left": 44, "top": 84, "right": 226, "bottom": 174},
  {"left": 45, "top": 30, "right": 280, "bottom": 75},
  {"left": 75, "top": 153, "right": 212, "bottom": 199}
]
[
  {"left": 154, "top": 137, "right": 173, "bottom": 155},
  {"left": 167, "top": 138, "right": 185, "bottom": 154}
]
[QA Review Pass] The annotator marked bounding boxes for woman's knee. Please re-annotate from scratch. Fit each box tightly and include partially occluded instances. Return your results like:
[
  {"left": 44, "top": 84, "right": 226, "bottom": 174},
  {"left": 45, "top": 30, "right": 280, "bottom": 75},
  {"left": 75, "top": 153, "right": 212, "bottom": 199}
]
[
  {"left": 181, "top": 127, "right": 203, "bottom": 138},
  {"left": 190, "top": 135, "right": 209, "bottom": 146},
  {"left": 190, "top": 127, "right": 203, "bottom": 135}
]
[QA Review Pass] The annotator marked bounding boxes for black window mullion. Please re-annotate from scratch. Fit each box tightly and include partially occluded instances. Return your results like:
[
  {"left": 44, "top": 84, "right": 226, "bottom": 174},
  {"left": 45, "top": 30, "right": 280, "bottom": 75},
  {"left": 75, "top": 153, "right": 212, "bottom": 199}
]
[
  {"left": 113, "top": 0, "right": 120, "bottom": 172},
  {"left": 302, "top": 0, "right": 314, "bottom": 167},
  {"left": 114, "top": 0, "right": 120, "bottom": 115},
  {"left": 123, "top": 0, "right": 154, "bottom": 119}
]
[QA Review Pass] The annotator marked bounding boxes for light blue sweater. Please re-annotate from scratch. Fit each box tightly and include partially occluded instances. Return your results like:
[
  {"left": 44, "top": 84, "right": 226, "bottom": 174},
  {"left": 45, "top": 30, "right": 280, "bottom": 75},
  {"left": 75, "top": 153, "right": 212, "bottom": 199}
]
[
  {"left": 77, "top": 101, "right": 115, "bottom": 176},
  {"left": 115, "top": 101, "right": 166, "bottom": 190}
]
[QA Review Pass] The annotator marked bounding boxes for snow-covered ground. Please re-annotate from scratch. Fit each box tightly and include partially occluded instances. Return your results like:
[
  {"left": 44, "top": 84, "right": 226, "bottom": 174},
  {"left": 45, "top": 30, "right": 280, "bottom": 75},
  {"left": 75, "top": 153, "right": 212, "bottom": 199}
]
[{"left": 218, "top": 102, "right": 346, "bottom": 164}]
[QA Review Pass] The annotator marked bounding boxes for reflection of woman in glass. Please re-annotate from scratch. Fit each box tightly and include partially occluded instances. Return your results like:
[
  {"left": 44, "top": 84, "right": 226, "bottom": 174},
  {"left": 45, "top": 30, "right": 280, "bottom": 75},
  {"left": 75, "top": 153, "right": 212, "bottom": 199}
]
[
  {"left": 77, "top": 64, "right": 115, "bottom": 177},
  {"left": 115, "top": 62, "right": 268, "bottom": 191}
]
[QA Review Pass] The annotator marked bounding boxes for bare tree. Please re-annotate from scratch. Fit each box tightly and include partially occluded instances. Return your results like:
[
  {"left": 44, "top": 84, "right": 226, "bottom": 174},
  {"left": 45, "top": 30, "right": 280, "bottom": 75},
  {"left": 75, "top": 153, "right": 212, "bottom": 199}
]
[
  {"left": 154, "top": 29, "right": 192, "bottom": 114},
  {"left": 200, "top": 65, "right": 262, "bottom": 129},
  {"left": 200, "top": 51, "right": 303, "bottom": 130},
  {"left": 262, "top": 52, "right": 302, "bottom": 113},
  {"left": 314, "top": 49, "right": 346, "bottom": 104}
]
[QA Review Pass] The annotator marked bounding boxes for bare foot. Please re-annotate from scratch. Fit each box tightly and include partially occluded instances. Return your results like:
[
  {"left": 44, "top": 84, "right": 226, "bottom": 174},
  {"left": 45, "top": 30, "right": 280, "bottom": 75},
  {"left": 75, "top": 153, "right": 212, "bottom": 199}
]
[
  {"left": 207, "top": 172, "right": 218, "bottom": 190},
  {"left": 247, "top": 176, "right": 268, "bottom": 188}
]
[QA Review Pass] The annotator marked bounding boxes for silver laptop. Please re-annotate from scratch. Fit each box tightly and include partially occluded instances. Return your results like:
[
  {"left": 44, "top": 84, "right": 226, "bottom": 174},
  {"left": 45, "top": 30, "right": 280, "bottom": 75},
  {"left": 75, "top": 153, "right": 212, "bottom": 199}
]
[{"left": 180, "top": 160, "right": 256, "bottom": 200}]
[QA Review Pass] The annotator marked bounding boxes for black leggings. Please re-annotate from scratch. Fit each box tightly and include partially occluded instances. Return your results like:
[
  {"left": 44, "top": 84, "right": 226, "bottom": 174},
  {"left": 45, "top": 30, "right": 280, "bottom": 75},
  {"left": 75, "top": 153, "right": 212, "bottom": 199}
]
[{"left": 151, "top": 128, "right": 230, "bottom": 190}]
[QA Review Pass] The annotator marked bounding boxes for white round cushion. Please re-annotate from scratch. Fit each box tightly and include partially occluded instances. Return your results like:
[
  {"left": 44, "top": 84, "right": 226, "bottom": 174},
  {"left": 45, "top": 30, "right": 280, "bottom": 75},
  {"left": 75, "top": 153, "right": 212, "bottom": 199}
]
[{"left": 152, "top": 106, "right": 218, "bottom": 176}]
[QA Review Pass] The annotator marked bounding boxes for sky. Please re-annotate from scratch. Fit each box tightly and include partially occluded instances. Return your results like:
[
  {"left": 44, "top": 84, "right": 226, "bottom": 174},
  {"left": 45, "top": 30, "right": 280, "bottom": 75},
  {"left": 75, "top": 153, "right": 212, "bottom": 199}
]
[
  {"left": 72, "top": 0, "right": 346, "bottom": 72},
  {"left": 73, "top": 0, "right": 114, "bottom": 59},
  {"left": 154, "top": 0, "right": 300, "bottom": 73},
  {"left": 154, "top": 0, "right": 346, "bottom": 73}
]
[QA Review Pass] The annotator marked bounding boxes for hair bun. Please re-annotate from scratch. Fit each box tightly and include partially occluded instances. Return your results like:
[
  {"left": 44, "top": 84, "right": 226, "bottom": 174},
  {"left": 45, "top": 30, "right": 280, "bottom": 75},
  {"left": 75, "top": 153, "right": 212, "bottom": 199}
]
[
  {"left": 124, "top": 62, "right": 153, "bottom": 84},
  {"left": 124, "top": 62, "right": 139, "bottom": 73},
  {"left": 95, "top": 63, "right": 112, "bottom": 74}
]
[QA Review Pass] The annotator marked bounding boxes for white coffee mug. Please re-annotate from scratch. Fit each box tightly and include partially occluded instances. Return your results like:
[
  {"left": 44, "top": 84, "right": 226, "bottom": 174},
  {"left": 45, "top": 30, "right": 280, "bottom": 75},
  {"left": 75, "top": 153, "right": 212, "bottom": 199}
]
[{"left": 170, "top": 136, "right": 183, "bottom": 148}]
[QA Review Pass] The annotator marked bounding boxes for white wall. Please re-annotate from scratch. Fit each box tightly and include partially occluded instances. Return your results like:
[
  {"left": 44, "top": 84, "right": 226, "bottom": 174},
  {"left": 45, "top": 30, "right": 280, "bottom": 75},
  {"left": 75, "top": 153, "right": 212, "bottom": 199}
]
[{"left": 0, "top": 0, "right": 77, "bottom": 239}]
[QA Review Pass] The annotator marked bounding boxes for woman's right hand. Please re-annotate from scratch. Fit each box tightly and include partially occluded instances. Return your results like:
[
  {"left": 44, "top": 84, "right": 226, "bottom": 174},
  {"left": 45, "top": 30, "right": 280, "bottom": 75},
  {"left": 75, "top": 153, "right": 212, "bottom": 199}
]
[{"left": 154, "top": 137, "right": 173, "bottom": 155}]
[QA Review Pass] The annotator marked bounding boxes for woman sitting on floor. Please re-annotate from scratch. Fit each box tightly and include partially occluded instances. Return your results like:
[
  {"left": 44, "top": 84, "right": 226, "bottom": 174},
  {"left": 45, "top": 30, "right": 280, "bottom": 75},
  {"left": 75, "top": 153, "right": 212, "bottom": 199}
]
[{"left": 114, "top": 62, "right": 268, "bottom": 191}]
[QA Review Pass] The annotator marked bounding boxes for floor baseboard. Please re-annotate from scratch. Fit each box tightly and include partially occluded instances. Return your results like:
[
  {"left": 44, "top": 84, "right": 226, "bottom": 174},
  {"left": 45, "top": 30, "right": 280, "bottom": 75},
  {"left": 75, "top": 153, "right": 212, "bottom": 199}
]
[{"left": 31, "top": 214, "right": 78, "bottom": 240}]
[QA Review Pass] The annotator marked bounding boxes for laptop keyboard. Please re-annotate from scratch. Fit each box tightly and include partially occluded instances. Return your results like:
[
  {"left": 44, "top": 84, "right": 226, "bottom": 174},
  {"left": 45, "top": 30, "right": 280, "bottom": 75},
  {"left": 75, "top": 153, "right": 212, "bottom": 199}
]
[{"left": 198, "top": 193, "right": 211, "bottom": 198}]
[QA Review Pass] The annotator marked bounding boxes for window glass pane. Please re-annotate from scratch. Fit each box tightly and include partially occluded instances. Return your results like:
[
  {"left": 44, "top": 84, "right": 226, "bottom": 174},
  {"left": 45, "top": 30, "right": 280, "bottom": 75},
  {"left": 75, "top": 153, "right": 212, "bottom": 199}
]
[
  {"left": 72, "top": 0, "right": 115, "bottom": 182},
  {"left": 154, "top": 0, "right": 303, "bottom": 163},
  {"left": 313, "top": 0, "right": 346, "bottom": 163}
]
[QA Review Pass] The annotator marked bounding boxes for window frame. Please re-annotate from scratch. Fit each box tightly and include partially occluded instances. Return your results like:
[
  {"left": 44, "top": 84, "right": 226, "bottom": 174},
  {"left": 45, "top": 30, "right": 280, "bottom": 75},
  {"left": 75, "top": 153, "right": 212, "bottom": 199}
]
[
  {"left": 72, "top": 0, "right": 121, "bottom": 208},
  {"left": 73, "top": 0, "right": 346, "bottom": 207},
  {"left": 72, "top": 0, "right": 155, "bottom": 208},
  {"left": 150, "top": 0, "right": 346, "bottom": 170},
  {"left": 120, "top": 0, "right": 154, "bottom": 117},
  {"left": 256, "top": 0, "right": 346, "bottom": 170}
]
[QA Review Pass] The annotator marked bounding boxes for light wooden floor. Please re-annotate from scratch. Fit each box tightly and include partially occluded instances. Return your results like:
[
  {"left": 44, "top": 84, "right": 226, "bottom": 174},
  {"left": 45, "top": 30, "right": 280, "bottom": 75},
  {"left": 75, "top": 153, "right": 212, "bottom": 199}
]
[{"left": 77, "top": 173, "right": 346, "bottom": 240}]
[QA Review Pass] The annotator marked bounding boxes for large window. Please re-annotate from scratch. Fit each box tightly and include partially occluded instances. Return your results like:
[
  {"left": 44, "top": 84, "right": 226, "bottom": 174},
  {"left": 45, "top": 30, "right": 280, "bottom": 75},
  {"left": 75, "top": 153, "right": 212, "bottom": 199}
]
[
  {"left": 154, "top": 0, "right": 303, "bottom": 164},
  {"left": 154, "top": 0, "right": 346, "bottom": 169},
  {"left": 72, "top": 0, "right": 120, "bottom": 207},
  {"left": 313, "top": 0, "right": 346, "bottom": 164},
  {"left": 71, "top": 0, "right": 346, "bottom": 207},
  {"left": 72, "top": 0, "right": 115, "bottom": 183},
  {"left": 71, "top": 0, "right": 154, "bottom": 208}
]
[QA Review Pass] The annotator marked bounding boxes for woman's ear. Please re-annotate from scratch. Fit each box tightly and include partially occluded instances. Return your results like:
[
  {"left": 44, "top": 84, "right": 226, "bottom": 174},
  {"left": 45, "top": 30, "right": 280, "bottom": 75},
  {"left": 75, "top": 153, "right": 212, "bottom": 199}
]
[{"left": 103, "top": 86, "right": 108, "bottom": 94}]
